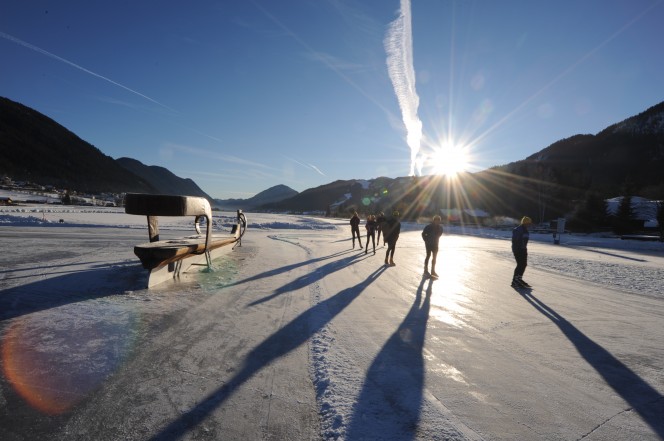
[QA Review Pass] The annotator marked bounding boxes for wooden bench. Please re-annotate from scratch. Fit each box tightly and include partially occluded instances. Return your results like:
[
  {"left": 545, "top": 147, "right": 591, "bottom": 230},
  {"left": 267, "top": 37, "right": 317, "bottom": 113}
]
[{"left": 125, "top": 193, "right": 247, "bottom": 287}]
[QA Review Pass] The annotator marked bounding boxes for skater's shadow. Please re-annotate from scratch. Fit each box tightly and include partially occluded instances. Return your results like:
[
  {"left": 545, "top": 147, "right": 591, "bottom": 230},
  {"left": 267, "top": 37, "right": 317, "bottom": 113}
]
[
  {"left": 518, "top": 291, "right": 664, "bottom": 438},
  {"left": 346, "top": 277, "right": 433, "bottom": 440},
  {"left": 247, "top": 252, "right": 370, "bottom": 306},
  {"left": 0, "top": 262, "right": 141, "bottom": 322},
  {"left": 148, "top": 266, "right": 387, "bottom": 441},
  {"left": 511, "top": 286, "right": 532, "bottom": 295},
  {"left": 222, "top": 248, "right": 354, "bottom": 289},
  {"left": 0, "top": 260, "right": 115, "bottom": 281},
  {"left": 570, "top": 246, "right": 647, "bottom": 262}
]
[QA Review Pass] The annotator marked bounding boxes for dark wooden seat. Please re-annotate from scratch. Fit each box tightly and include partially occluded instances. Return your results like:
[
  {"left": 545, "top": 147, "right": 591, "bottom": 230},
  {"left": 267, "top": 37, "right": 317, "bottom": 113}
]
[{"left": 124, "top": 193, "right": 246, "bottom": 287}]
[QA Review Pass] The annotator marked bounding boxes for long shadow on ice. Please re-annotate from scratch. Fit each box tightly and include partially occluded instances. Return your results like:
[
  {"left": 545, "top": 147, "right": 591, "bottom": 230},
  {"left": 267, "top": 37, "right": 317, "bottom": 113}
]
[
  {"left": 0, "top": 262, "right": 141, "bottom": 322},
  {"left": 346, "top": 277, "right": 432, "bottom": 440},
  {"left": 223, "top": 248, "right": 355, "bottom": 289},
  {"left": 569, "top": 246, "right": 648, "bottom": 262},
  {"left": 519, "top": 290, "right": 664, "bottom": 438},
  {"left": 0, "top": 261, "right": 114, "bottom": 282},
  {"left": 148, "top": 266, "right": 387, "bottom": 441},
  {"left": 248, "top": 251, "right": 370, "bottom": 306}
]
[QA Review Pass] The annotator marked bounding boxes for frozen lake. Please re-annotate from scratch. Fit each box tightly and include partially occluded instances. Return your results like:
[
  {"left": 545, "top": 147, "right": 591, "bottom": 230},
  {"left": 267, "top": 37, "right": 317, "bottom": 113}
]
[{"left": 1, "top": 207, "right": 663, "bottom": 440}]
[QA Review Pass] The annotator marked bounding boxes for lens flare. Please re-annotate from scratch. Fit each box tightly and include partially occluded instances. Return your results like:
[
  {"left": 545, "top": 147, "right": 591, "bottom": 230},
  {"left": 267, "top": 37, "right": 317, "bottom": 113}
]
[{"left": 1, "top": 307, "right": 137, "bottom": 415}]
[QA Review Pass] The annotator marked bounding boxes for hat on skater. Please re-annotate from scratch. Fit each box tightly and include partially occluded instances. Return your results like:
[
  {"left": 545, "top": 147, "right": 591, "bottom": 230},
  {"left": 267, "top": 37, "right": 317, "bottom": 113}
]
[{"left": 521, "top": 216, "right": 532, "bottom": 225}]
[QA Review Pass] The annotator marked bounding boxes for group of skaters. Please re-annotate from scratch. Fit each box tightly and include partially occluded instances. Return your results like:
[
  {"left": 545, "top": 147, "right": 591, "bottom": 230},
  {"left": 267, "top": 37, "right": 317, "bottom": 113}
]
[
  {"left": 350, "top": 211, "right": 534, "bottom": 287},
  {"left": 349, "top": 211, "right": 400, "bottom": 264},
  {"left": 349, "top": 211, "right": 443, "bottom": 278}
]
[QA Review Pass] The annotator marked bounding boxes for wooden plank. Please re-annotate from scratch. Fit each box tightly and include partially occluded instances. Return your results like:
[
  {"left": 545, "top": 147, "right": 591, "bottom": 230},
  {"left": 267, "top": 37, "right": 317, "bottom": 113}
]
[
  {"left": 148, "top": 216, "right": 159, "bottom": 242},
  {"left": 125, "top": 193, "right": 211, "bottom": 217},
  {"left": 133, "top": 235, "right": 237, "bottom": 269}
]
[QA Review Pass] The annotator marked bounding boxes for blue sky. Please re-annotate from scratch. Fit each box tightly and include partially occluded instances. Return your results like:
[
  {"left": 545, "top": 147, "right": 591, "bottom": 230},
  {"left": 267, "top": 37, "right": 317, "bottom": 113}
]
[{"left": 2, "top": 0, "right": 663, "bottom": 199}]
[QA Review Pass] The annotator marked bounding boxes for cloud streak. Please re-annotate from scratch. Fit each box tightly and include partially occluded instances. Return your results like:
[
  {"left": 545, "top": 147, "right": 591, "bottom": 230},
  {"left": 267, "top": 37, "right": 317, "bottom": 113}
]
[
  {"left": 163, "top": 143, "right": 272, "bottom": 169},
  {"left": 0, "top": 31, "right": 176, "bottom": 113},
  {"left": 308, "top": 163, "right": 326, "bottom": 176},
  {"left": 384, "top": 0, "right": 423, "bottom": 176},
  {"left": 284, "top": 156, "right": 326, "bottom": 176}
]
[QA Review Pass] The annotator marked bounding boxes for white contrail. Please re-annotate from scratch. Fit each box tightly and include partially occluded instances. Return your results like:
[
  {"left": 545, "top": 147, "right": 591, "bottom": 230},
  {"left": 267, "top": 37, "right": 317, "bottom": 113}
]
[
  {"left": 0, "top": 31, "right": 176, "bottom": 112},
  {"left": 308, "top": 163, "right": 326, "bottom": 176},
  {"left": 283, "top": 155, "right": 326, "bottom": 176},
  {"left": 384, "top": 0, "right": 423, "bottom": 176}
]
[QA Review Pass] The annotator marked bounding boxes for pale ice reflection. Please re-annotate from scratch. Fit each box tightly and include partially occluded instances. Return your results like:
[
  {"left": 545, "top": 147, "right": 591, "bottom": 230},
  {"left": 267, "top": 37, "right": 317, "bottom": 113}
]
[
  {"left": 428, "top": 243, "right": 472, "bottom": 328},
  {"left": 425, "top": 350, "right": 468, "bottom": 385}
]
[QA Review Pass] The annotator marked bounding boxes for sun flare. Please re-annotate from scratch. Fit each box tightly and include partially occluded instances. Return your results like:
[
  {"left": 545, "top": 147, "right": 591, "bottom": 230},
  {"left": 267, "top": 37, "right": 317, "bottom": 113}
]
[{"left": 429, "top": 143, "right": 470, "bottom": 177}]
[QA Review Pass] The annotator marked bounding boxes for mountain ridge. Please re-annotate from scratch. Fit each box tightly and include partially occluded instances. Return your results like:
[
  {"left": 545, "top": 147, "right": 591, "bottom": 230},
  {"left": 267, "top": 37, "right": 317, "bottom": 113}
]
[
  {"left": 214, "top": 184, "right": 298, "bottom": 210},
  {"left": 2, "top": 95, "right": 663, "bottom": 220},
  {"left": 261, "top": 101, "right": 664, "bottom": 219},
  {"left": 116, "top": 157, "right": 213, "bottom": 201}
]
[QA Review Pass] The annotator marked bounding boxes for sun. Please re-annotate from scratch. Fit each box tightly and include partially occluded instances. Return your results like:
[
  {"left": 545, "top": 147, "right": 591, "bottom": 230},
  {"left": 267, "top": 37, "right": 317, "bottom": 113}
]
[{"left": 429, "top": 143, "right": 470, "bottom": 177}]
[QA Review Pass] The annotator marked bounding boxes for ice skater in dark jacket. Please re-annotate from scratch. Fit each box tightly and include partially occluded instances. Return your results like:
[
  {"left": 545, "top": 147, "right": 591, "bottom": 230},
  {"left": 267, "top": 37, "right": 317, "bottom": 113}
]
[
  {"left": 365, "top": 214, "right": 377, "bottom": 254},
  {"left": 383, "top": 211, "right": 401, "bottom": 266},
  {"left": 422, "top": 215, "right": 443, "bottom": 278},
  {"left": 511, "top": 216, "right": 532, "bottom": 287},
  {"left": 375, "top": 212, "right": 386, "bottom": 246},
  {"left": 350, "top": 211, "right": 362, "bottom": 248}
]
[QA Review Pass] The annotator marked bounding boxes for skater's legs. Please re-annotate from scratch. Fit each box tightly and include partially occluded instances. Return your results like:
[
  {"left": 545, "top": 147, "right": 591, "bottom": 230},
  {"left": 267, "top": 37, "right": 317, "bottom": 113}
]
[
  {"left": 365, "top": 232, "right": 375, "bottom": 253},
  {"left": 385, "top": 241, "right": 396, "bottom": 264},
  {"left": 352, "top": 227, "right": 362, "bottom": 248},
  {"left": 430, "top": 249, "right": 438, "bottom": 274},
  {"left": 385, "top": 242, "right": 395, "bottom": 264},
  {"left": 513, "top": 251, "right": 527, "bottom": 279}
]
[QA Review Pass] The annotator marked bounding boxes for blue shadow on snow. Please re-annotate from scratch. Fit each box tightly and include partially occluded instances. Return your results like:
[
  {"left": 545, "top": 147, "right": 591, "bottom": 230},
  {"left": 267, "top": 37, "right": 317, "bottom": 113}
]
[
  {"left": 346, "top": 277, "right": 432, "bottom": 440},
  {"left": 148, "top": 265, "right": 387, "bottom": 441},
  {"left": 519, "top": 290, "right": 664, "bottom": 438}
]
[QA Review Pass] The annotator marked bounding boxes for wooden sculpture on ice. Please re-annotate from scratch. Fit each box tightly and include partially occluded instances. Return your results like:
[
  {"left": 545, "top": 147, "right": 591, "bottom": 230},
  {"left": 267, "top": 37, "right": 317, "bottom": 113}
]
[{"left": 125, "top": 193, "right": 247, "bottom": 288}]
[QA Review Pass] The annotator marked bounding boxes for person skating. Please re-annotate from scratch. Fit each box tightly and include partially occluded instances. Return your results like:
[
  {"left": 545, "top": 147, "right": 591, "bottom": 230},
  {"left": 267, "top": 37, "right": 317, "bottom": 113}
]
[
  {"left": 511, "top": 216, "right": 532, "bottom": 287},
  {"left": 365, "top": 214, "right": 377, "bottom": 254},
  {"left": 422, "top": 215, "right": 443, "bottom": 278},
  {"left": 375, "top": 212, "right": 386, "bottom": 246},
  {"left": 383, "top": 210, "right": 401, "bottom": 266},
  {"left": 350, "top": 211, "right": 362, "bottom": 249}
]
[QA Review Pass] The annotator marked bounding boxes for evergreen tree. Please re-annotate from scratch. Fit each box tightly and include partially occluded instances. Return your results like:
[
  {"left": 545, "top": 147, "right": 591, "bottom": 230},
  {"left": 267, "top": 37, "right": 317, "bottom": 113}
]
[
  {"left": 569, "top": 192, "right": 609, "bottom": 232},
  {"left": 657, "top": 201, "right": 664, "bottom": 241},
  {"left": 62, "top": 190, "right": 72, "bottom": 205},
  {"left": 613, "top": 195, "right": 634, "bottom": 235}
]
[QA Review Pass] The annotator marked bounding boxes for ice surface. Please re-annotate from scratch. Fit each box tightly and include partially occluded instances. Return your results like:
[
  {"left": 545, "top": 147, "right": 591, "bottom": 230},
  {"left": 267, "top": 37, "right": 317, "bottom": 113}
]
[{"left": 1, "top": 203, "right": 663, "bottom": 440}]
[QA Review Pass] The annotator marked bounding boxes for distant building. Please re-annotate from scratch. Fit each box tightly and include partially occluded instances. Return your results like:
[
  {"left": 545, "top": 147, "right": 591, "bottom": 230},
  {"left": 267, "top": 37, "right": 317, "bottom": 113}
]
[{"left": 440, "top": 208, "right": 491, "bottom": 225}]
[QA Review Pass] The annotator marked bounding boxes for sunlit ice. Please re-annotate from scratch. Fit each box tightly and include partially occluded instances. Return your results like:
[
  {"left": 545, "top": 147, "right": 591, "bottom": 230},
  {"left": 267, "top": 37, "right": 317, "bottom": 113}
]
[{"left": 427, "top": 238, "right": 473, "bottom": 328}]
